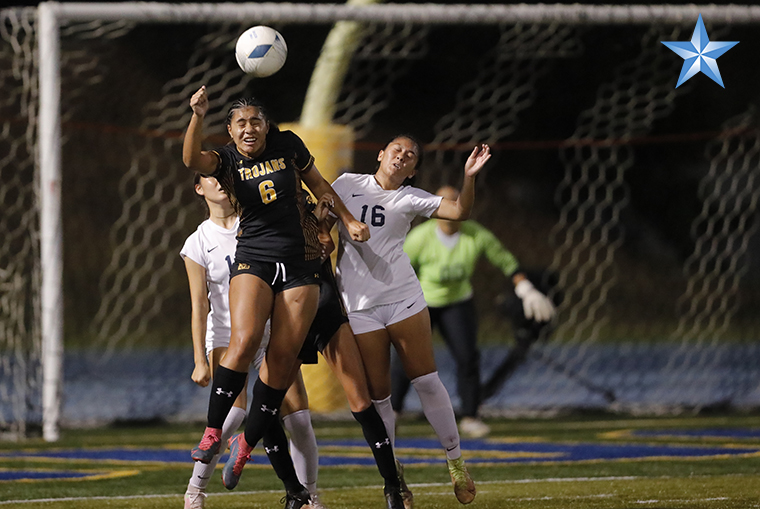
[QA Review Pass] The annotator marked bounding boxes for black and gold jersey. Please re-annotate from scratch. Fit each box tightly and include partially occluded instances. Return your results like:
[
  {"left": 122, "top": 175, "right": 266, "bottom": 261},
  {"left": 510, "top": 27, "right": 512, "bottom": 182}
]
[{"left": 212, "top": 128, "right": 320, "bottom": 263}]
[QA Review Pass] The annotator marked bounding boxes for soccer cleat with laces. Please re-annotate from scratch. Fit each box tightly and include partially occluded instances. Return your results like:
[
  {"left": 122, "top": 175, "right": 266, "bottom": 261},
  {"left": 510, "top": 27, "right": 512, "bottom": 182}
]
[
  {"left": 183, "top": 487, "right": 207, "bottom": 509},
  {"left": 281, "top": 485, "right": 311, "bottom": 509},
  {"left": 185, "top": 488, "right": 208, "bottom": 509},
  {"left": 191, "top": 427, "right": 222, "bottom": 463},
  {"left": 221, "top": 433, "right": 252, "bottom": 490},
  {"left": 395, "top": 459, "right": 414, "bottom": 509},
  {"left": 447, "top": 456, "right": 476, "bottom": 504},
  {"left": 384, "top": 486, "right": 405, "bottom": 509},
  {"left": 305, "top": 492, "right": 329, "bottom": 509}
]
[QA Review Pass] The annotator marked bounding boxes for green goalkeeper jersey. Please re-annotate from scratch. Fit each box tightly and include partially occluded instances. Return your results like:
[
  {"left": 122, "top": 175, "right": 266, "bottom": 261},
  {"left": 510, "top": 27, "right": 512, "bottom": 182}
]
[{"left": 404, "top": 219, "right": 520, "bottom": 308}]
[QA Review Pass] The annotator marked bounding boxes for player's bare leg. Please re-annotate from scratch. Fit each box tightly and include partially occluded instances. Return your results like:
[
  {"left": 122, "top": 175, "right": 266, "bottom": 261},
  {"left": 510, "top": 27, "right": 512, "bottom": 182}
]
[
  {"left": 264, "top": 284, "right": 319, "bottom": 388},
  {"left": 353, "top": 328, "right": 394, "bottom": 400},
  {"left": 192, "top": 275, "right": 272, "bottom": 463},
  {"left": 323, "top": 324, "right": 404, "bottom": 508},
  {"left": 350, "top": 327, "right": 408, "bottom": 508},
  {"left": 321, "top": 324, "right": 373, "bottom": 412},
  {"left": 390, "top": 310, "right": 476, "bottom": 505},
  {"left": 224, "top": 274, "right": 275, "bottom": 371},
  {"left": 223, "top": 284, "right": 318, "bottom": 506}
]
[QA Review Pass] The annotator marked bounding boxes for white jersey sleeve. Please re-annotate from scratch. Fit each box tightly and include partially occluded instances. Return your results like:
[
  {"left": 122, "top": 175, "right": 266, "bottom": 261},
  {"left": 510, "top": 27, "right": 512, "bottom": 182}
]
[
  {"left": 405, "top": 185, "right": 444, "bottom": 218},
  {"left": 180, "top": 229, "right": 208, "bottom": 269},
  {"left": 332, "top": 173, "right": 443, "bottom": 312}
]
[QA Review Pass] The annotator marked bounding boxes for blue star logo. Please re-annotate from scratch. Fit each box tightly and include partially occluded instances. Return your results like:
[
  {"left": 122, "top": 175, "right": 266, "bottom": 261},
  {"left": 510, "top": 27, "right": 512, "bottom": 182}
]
[{"left": 661, "top": 14, "right": 738, "bottom": 88}]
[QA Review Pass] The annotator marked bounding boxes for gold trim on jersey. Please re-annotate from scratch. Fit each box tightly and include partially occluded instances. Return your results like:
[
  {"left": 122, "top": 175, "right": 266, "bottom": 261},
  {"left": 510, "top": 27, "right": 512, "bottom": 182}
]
[
  {"left": 294, "top": 172, "right": 321, "bottom": 261},
  {"left": 296, "top": 154, "right": 315, "bottom": 173}
]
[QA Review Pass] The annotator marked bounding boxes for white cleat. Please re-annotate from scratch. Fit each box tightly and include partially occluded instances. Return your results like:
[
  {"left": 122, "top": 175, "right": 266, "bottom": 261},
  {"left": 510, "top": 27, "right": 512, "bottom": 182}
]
[
  {"left": 184, "top": 487, "right": 207, "bottom": 509},
  {"left": 459, "top": 417, "right": 490, "bottom": 438},
  {"left": 306, "top": 492, "right": 329, "bottom": 509}
]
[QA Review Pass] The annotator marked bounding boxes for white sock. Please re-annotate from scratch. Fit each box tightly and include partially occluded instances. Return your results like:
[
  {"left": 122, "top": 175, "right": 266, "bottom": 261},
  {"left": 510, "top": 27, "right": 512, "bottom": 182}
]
[
  {"left": 372, "top": 395, "right": 396, "bottom": 449},
  {"left": 188, "top": 406, "right": 246, "bottom": 490},
  {"left": 282, "top": 409, "right": 319, "bottom": 496},
  {"left": 411, "top": 372, "right": 461, "bottom": 459}
]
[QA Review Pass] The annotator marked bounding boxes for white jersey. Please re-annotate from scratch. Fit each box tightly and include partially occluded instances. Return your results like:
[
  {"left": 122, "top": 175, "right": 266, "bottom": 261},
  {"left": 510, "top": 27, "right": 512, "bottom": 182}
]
[
  {"left": 180, "top": 217, "right": 269, "bottom": 360},
  {"left": 331, "top": 173, "right": 443, "bottom": 312}
]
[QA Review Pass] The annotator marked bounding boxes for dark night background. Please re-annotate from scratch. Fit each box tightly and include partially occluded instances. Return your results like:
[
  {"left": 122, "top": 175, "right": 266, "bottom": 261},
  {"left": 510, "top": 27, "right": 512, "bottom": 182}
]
[{"left": 6, "top": 0, "right": 760, "bottom": 344}]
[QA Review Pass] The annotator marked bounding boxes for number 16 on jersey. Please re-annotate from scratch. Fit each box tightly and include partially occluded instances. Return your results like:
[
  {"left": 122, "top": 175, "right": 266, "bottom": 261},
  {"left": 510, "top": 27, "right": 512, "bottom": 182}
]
[{"left": 360, "top": 204, "right": 385, "bottom": 227}]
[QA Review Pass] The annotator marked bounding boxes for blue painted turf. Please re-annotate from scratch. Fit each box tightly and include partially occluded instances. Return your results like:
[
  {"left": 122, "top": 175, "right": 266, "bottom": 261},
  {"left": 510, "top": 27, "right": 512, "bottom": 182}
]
[
  {"left": 630, "top": 428, "right": 760, "bottom": 439},
  {"left": 2, "top": 434, "right": 758, "bottom": 471},
  {"left": 0, "top": 470, "right": 95, "bottom": 481}
]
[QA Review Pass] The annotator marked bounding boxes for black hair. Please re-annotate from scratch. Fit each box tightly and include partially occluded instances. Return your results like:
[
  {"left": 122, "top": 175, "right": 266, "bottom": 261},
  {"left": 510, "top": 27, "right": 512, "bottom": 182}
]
[
  {"left": 379, "top": 134, "right": 424, "bottom": 186},
  {"left": 192, "top": 172, "right": 240, "bottom": 218},
  {"left": 224, "top": 97, "right": 281, "bottom": 141},
  {"left": 227, "top": 96, "right": 283, "bottom": 129},
  {"left": 383, "top": 133, "right": 424, "bottom": 170},
  {"left": 192, "top": 172, "right": 210, "bottom": 219}
]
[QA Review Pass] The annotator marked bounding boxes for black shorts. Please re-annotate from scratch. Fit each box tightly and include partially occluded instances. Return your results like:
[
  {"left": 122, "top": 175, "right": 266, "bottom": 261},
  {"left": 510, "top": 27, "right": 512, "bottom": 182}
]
[
  {"left": 230, "top": 258, "right": 321, "bottom": 293},
  {"left": 297, "top": 260, "right": 350, "bottom": 364}
]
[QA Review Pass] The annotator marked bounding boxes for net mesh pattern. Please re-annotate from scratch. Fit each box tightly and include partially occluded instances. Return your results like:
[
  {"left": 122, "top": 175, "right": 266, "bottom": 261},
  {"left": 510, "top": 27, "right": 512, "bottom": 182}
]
[
  {"left": 0, "top": 8, "right": 41, "bottom": 436},
  {"left": 1, "top": 8, "right": 759, "bottom": 430}
]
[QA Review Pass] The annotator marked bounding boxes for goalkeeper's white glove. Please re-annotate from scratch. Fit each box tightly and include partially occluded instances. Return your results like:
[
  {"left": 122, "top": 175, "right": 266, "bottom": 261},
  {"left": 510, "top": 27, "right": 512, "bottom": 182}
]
[{"left": 514, "top": 279, "right": 555, "bottom": 322}]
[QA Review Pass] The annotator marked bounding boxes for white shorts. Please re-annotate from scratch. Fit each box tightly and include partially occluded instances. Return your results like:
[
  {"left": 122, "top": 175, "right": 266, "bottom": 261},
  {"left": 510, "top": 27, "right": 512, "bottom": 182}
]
[
  {"left": 347, "top": 290, "right": 427, "bottom": 335},
  {"left": 206, "top": 321, "right": 271, "bottom": 370}
]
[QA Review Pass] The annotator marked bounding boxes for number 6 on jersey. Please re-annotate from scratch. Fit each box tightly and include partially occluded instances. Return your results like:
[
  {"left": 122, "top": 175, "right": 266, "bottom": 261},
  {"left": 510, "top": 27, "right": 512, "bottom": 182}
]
[{"left": 259, "top": 180, "right": 277, "bottom": 204}]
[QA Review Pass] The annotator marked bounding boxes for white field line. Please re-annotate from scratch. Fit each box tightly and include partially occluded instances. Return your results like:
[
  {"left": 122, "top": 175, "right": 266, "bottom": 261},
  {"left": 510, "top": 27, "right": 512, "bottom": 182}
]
[
  {"left": 0, "top": 475, "right": 742, "bottom": 505},
  {"left": 422, "top": 491, "right": 616, "bottom": 501},
  {"left": 635, "top": 498, "right": 729, "bottom": 504}
]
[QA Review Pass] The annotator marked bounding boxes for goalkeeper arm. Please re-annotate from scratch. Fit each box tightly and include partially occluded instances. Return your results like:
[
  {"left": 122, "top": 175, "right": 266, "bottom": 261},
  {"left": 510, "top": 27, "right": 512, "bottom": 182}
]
[{"left": 473, "top": 221, "right": 555, "bottom": 322}]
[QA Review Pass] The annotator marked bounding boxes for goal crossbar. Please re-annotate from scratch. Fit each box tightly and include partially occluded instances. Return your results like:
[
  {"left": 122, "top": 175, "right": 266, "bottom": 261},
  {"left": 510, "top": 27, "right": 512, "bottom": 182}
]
[{"left": 27, "top": 3, "right": 760, "bottom": 25}]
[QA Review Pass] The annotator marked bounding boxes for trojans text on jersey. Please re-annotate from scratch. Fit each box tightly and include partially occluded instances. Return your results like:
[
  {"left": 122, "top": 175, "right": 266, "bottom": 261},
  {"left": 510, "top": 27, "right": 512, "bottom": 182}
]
[{"left": 237, "top": 157, "right": 286, "bottom": 181}]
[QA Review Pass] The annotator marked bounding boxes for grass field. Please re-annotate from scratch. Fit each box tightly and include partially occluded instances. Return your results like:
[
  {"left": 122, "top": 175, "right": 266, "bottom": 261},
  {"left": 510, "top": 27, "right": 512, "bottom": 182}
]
[{"left": 2, "top": 413, "right": 760, "bottom": 508}]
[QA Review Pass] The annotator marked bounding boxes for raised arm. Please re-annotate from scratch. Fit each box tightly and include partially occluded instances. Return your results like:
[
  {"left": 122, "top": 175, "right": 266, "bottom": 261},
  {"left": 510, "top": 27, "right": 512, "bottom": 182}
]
[
  {"left": 182, "top": 86, "right": 220, "bottom": 174},
  {"left": 477, "top": 223, "right": 520, "bottom": 277},
  {"left": 432, "top": 144, "right": 491, "bottom": 221},
  {"left": 301, "top": 164, "right": 370, "bottom": 242},
  {"left": 184, "top": 257, "right": 211, "bottom": 387}
]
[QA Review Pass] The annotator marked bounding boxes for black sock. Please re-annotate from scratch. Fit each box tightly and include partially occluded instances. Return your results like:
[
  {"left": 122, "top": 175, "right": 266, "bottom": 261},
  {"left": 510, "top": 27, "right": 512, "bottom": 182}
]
[
  {"left": 243, "top": 377, "right": 288, "bottom": 449},
  {"left": 207, "top": 366, "right": 247, "bottom": 429},
  {"left": 263, "top": 419, "right": 304, "bottom": 494},
  {"left": 353, "top": 405, "right": 400, "bottom": 490}
]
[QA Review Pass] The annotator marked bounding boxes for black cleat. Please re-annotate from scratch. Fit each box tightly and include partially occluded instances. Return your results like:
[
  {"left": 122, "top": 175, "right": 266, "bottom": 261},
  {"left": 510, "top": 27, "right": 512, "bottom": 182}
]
[
  {"left": 282, "top": 486, "right": 311, "bottom": 509},
  {"left": 384, "top": 487, "right": 404, "bottom": 509},
  {"left": 396, "top": 459, "right": 414, "bottom": 509}
]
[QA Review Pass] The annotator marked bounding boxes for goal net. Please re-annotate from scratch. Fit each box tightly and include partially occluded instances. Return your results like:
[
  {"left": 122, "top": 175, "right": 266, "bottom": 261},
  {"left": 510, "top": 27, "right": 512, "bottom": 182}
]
[{"left": 2, "top": 3, "right": 759, "bottom": 439}]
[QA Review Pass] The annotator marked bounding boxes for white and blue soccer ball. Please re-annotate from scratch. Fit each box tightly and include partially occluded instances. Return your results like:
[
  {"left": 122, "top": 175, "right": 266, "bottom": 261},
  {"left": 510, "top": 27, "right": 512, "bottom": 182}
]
[{"left": 235, "top": 26, "right": 288, "bottom": 77}]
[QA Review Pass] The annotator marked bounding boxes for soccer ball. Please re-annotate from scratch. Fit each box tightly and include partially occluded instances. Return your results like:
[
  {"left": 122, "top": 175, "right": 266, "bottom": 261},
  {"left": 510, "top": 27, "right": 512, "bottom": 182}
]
[{"left": 235, "top": 26, "right": 288, "bottom": 77}]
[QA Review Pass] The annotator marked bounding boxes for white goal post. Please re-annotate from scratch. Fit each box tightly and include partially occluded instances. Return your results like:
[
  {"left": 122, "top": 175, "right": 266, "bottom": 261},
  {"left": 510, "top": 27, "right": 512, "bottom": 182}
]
[{"left": 12, "top": 2, "right": 760, "bottom": 441}]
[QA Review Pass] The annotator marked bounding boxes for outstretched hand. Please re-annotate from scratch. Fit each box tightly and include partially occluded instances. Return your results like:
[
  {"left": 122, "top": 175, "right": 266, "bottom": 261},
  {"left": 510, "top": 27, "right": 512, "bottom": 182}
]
[
  {"left": 515, "top": 279, "right": 556, "bottom": 322},
  {"left": 464, "top": 143, "right": 491, "bottom": 178},
  {"left": 190, "top": 85, "right": 209, "bottom": 117}
]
